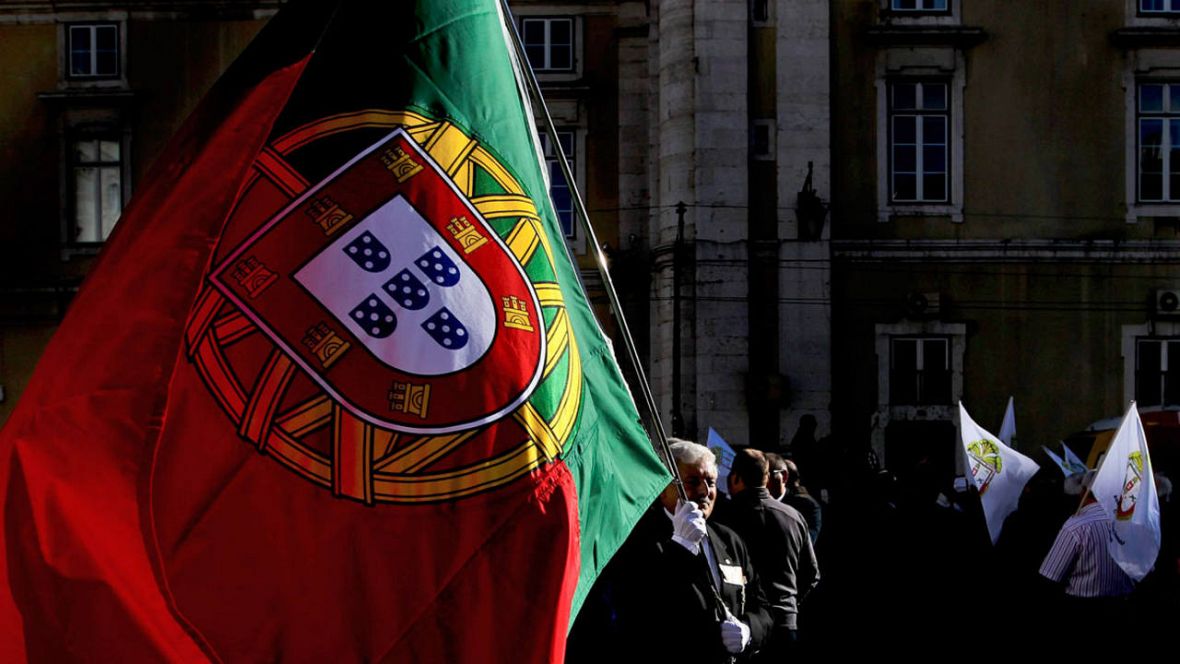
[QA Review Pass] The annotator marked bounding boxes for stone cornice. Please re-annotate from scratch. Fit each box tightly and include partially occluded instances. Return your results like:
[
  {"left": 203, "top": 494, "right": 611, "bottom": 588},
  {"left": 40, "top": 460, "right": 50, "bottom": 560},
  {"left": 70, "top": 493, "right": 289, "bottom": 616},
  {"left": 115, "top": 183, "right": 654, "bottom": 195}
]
[{"left": 833, "top": 239, "right": 1180, "bottom": 263}]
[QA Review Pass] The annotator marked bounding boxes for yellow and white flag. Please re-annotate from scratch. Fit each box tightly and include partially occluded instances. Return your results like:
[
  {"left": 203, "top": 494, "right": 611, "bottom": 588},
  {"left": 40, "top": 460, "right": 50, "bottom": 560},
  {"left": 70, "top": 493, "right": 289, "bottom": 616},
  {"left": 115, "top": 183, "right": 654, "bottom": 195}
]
[
  {"left": 1090, "top": 402, "right": 1161, "bottom": 581},
  {"left": 959, "top": 402, "right": 1040, "bottom": 543}
]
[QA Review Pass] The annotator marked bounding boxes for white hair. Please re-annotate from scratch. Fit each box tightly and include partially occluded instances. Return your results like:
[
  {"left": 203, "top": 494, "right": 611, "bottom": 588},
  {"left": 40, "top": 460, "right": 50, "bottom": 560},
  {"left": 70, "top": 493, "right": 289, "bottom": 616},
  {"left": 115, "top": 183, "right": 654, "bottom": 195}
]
[{"left": 667, "top": 439, "right": 717, "bottom": 471}]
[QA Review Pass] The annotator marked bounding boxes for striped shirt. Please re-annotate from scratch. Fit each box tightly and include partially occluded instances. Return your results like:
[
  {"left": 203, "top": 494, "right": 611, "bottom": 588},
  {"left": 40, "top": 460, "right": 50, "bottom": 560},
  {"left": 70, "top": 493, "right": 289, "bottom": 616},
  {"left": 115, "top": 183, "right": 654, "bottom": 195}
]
[{"left": 1038, "top": 502, "right": 1135, "bottom": 598}]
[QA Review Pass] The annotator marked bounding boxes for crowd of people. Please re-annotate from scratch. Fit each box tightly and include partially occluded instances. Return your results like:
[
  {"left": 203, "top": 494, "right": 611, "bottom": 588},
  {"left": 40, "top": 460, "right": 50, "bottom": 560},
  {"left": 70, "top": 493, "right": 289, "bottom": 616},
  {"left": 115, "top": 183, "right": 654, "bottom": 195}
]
[{"left": 565, "top": 419, "right": 1180, "bottom": 658}]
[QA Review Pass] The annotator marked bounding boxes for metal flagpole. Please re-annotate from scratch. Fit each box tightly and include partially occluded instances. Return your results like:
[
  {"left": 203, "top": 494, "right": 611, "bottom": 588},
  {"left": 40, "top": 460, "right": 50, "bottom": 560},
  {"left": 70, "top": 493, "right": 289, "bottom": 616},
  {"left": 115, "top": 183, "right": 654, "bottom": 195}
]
[{"left": 497, "top": 0, "right": 686, "bottom": 499}]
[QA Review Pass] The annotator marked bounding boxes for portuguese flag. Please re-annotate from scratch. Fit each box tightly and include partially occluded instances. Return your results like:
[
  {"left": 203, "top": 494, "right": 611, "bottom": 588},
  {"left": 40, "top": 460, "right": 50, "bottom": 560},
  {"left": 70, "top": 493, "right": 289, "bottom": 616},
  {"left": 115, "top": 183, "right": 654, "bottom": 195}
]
[{"left": 0, "top": 1, "right": 670, "bottom": 661}]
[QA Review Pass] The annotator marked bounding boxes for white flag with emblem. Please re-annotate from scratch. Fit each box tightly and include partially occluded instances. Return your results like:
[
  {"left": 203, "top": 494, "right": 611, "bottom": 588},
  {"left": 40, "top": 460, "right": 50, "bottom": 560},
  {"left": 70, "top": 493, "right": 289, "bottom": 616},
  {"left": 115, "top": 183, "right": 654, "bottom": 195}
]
[
  {"left": 1090, "top": 402, "right": 1161, "bottom": 581},
  {"left": 959, "top": 402, "right": 1040, "bottom": 543}
]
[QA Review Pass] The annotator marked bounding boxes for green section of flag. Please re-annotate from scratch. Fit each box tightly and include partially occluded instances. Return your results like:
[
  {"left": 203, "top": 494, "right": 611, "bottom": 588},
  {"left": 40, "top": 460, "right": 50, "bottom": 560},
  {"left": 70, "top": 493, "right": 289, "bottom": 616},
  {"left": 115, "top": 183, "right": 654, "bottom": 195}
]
[{"left": 398, "top": 0, "right": 672, "bottom": 622}]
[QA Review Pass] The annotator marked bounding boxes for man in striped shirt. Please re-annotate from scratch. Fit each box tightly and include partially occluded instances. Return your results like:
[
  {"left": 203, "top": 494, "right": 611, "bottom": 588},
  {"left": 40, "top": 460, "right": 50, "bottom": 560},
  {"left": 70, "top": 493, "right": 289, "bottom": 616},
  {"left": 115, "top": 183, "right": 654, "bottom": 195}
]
[{"left": 1039, "top": 475, "right": 1135, "bottom": 627}]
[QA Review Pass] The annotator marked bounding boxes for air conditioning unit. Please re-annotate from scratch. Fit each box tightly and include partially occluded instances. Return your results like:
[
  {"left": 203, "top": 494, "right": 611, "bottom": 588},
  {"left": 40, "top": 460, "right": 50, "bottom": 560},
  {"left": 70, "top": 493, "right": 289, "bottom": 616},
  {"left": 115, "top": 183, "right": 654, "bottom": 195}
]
[
  {"left": 1156, "top": 289, "right": 1180, "bottom": 317},
  {"left": 905, "top": 291, "right": 942, "bottom": 318}
]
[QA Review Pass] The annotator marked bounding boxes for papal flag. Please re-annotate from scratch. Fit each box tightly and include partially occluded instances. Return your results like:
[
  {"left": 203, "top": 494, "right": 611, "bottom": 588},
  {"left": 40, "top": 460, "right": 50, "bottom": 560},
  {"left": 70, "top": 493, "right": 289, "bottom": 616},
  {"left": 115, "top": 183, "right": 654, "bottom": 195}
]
[
  {"left": 0, "top": 1, "right": 670, "bottom": 661},
  {"left": 1090, "top": 402, "right": 1161, "bottom": 581},
  {"left": 959, "top": 402, "right": 1040, "bottom": 543}
]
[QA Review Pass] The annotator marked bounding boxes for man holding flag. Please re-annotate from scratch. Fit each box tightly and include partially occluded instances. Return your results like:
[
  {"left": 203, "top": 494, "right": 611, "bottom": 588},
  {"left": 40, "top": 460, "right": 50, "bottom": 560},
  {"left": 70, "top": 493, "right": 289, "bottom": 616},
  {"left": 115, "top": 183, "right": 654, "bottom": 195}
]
[
  {"left": 0, "top": 1, "right": 672, "bottom": 661},
  {"left": 1039, "top": 402, "right": 1161, "bottom": 623}
]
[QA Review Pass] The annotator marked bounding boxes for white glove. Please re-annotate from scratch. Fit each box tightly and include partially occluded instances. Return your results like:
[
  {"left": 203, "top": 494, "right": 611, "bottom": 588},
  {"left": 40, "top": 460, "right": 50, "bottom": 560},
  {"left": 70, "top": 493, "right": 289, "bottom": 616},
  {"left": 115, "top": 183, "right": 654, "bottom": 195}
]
[
  {"left": 670, "top": 500, "right": 707, "bottom": 553},
  {"left": 720, "top": 613, "right": 751, "bottom": 654}
]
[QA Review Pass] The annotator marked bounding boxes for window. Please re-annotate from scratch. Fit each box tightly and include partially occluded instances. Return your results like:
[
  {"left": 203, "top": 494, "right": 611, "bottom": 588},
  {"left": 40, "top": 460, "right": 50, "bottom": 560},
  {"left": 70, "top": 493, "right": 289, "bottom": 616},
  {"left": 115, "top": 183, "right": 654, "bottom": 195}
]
[
  {"left": 1136, "top": 338, "right": 1180, "bottom": 406},
  {"left": 1141, "top": 0, "right": 1180, "bottom": 13},
  {"left": 540, "top": 130, "right": 576, "bottom": 238},
  {"left": 67, "top": 24, "right": 120, "bottom": 79},
  {"left": 520, "top": 17, "right": 574, "bottom": 72},
  {"left": 1137, "top": 83, "right": 1180, "bottom": 202},
  {"left": 890, "top": 337, "right": 951, "bottom": 405},
  {"left": 889, "top": 81, "right": 949, "bottom": 203},
  {"left": 69, "top": 135, "right": 123, "bottom": 244},
  {"left": 891, "top": 0, "right": 949, "bottom": 11}
]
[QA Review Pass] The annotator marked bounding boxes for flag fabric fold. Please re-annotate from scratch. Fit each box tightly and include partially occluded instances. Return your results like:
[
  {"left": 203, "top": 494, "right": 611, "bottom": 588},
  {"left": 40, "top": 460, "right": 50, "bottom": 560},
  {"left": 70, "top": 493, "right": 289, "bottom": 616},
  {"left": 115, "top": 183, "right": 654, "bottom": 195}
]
[
  {"left": 959, "top": 402, "right": 1040, "bottom": 543},
  {"left": 1, "top": 1, "right": 670, "bottom": 661},
  {"left": 1090, "top": 402, "right": 1161, "bottom": 581}
]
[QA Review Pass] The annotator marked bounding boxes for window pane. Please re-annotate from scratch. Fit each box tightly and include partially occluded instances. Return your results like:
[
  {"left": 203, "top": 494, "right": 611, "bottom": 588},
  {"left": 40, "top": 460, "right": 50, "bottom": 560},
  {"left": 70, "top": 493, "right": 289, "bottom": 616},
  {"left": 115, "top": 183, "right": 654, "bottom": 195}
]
[
  {"left": 892, "top": 339, "right": 917, "bottom": 370},
  {"left": 1142, "top": 0, "right": 1165, "bottom": 11},
  {"left": 922, "top": 339, "right": 947, "bottom": 369},
  {"left": 74, "top": 139, "right": 98, "bottom": 163},
  {"left": 923, "top": 174, "right": 947, "bottom": 200},
  {"left": 558, "top": 131, "right": 574, "bottom": 156},
  {"left": 923, "top": 146, "right": 946, "bottom": 173},
  {"left": 70, "top": 26, "right": 91, "bottom": 51},
  {"left": 522, "top": 20, "right": 545, "bottom": 46},
  {"left": 550, "top": 19, "right": 571, "bottom": 47},
  {"left": 1143, "top": 172, "right": 1164, "bottom": 200},
  {"left": 921, "top": 84, "right": 947, "bottom": 111},
  {"left": 893, "top": 145, "right": 916, "bottom": 173},
  {"left": 924, "top": 0, "right": 948, "bottom": 8},
  {"left": 893, "top": 116, "right": 916, "bottom": 144},
  {"left": 1142, "top": 84, "right": 1165, "bottom": 112},
  {"left": 70, "top": 51, "right": 91, "bottom": 76},
  {"left": 99, "top": 139, "right": 120, "bottom": 161},
  {"left": 96, "top": 49, "right": 118, "bottom": 77},
  {"left": 922, "top": 369, "right": 951, "bottom": 404},
  {"left": 100, "top": 166, "right": 122, "bottom": 240},
  {"left": 73, "top": 167, "right": 98, "bottom": 242},
  {"left": 524, "top": 44, "right": 546, "bottom": 69},
  {"left": 549, "top": 44, "right": 572, "bottom": 70},
  {"left": 893, "top": 174, "right": 917, "bottom": 200},
  {"left": 923, "top": 116, "right": 947, "bottom": 145},
  {"left": 893, "top": 84, "right": 917, "bottom": 111},
  {"left": 1142, "top": 118, "right": 1164, "bottom": 147},
  {"left": 893, "top": 0, "right": 917, "bottom": 9},
  {"left": 96, "top": 25, "right": 117, "bottom": 51}
]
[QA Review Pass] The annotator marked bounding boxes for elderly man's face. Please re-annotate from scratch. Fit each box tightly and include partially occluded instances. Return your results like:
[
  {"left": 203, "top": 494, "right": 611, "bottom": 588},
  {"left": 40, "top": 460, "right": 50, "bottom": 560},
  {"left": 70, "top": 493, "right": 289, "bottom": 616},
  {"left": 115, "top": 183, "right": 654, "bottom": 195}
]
[{"left": 661, "top": 459, "right": 718, "bottom": 519}]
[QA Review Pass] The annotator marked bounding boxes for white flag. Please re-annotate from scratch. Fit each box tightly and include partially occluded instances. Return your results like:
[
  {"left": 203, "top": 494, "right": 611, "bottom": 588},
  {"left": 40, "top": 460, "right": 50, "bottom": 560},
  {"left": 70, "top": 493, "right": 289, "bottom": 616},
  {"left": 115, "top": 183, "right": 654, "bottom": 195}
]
[
  {"left": 959, "top": 402, "right": 1040, "bottom": 543},
  {"left": 1042, "top": 444, "right": 1069, "bottom": 476},
  {"left": 706, "top": 427, "right": 737, "bottom": 495},
  {"left": 998, "top": 396, "right": 1016, "bottom": 446},
  {"left": 1090, "top": 402, "right": 1161, "bottom": 581},
  {"left": 1062, "top": 442, "right": 1088, "bottom": 477}
]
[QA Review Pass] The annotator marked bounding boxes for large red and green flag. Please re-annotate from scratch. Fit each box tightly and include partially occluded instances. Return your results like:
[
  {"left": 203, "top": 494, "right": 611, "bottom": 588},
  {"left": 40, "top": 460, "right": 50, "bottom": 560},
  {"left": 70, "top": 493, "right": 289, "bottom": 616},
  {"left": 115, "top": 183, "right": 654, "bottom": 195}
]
[{"left": 0, "top": 1, "right": 670, "bottom": 660}]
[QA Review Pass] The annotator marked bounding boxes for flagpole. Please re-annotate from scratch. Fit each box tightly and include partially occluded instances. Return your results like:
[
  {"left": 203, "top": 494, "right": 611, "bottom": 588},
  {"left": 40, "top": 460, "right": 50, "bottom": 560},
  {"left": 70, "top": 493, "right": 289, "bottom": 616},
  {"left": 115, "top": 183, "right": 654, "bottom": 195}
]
[{"left": 498, "top": 0, "right": 685, "bottom": 497}]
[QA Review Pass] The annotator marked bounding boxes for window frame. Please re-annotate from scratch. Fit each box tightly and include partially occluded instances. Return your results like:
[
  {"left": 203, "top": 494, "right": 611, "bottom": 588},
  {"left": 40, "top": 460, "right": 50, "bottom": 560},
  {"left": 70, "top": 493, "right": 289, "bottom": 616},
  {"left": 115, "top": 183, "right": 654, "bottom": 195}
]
[
  {"left": 1134, "top": 337, "right": 1180, "bottom": 406},
  {"left": 65, "top": 131, "right": 126, "bottom": 247},
  {"left": 887, "top": 0, "right": 951, "bottom": 15},
  {"left": 65, "top": 22, "right": 121, "bottom": 80},
  {"left": 519, "top": 16, "right": 576, "bottom": 74},
  {"left": 1138, "top": 0, "right": 1180, "bottom": 16},
  {"left": 1135, "top": 82, "right": 1180, "bottom": 202},
  {"left": 539, "top": 129, "right": 578, "bottom": 240},
  {"left": 875, "top": 49, "right": 965, "bottom": 223},
  {"left": 889, "top": 335, "right": 953, "bottom": 406},
  {"left": 887, "top": 79, "right": 950, "bottom": 204}
]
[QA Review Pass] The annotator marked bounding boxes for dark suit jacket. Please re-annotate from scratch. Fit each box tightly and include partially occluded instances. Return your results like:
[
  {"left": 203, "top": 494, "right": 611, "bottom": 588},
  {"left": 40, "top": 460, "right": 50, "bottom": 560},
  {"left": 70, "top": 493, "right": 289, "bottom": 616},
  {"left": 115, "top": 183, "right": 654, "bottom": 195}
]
[{"left": 567, "top": 504, "right": 772, "bottom": 664}]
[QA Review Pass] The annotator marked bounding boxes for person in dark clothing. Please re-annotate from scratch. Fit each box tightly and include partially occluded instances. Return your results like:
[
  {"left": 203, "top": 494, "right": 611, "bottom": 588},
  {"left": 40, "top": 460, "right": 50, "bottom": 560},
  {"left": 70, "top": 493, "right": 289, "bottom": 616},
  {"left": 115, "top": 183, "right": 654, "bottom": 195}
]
[
  {"left": 713, "top": 448, "right": 819, "bottom": 659},
  {"left": 781, "top": 458, "right": 823, "bottom": 545},
  {"left": 566, "top": 440, "right": 772, "bottom": 664}
]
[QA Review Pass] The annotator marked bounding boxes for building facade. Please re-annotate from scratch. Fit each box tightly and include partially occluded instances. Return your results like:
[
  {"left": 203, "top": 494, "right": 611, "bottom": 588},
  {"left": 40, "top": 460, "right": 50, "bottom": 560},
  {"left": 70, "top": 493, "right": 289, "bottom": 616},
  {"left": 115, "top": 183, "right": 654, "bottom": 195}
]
[{"left": 832, "top": 0, "right": 1180, "bottom": 481}]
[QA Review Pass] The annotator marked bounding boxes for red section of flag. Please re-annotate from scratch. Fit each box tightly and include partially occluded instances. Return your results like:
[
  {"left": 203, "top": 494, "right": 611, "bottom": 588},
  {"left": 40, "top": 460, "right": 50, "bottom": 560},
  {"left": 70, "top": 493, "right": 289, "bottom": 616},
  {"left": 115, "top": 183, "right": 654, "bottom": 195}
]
[
  {"left": 1, "top": 4, "right": 585, "bottom": 661},
  {"left": 1, "top": 52, "right": 312, "bottom": 661}
]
